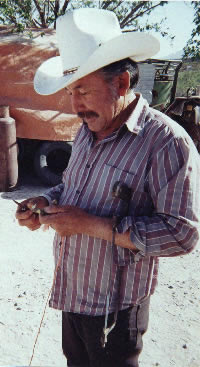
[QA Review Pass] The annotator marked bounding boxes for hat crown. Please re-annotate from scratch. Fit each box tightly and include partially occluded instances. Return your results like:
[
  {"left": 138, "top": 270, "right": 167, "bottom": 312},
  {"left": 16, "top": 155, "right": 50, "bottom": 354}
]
[
  {"left": 56, "top": 8, "right": 121, "bottom": 72},
  {"left": 34, "top": 8, "right": 160, "bottom": 96}
]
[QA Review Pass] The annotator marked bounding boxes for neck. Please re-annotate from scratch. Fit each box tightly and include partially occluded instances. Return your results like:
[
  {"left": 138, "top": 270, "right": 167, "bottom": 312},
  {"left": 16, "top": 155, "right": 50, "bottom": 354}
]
[{"left": 95, "top": 93, "right": 137, "bottom": 143}]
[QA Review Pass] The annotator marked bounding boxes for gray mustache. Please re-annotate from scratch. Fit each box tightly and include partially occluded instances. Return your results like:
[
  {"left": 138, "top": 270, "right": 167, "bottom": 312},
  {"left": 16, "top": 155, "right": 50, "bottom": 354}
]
[{"left": 78, "top": 111, "right": 99, "bottom": 119}]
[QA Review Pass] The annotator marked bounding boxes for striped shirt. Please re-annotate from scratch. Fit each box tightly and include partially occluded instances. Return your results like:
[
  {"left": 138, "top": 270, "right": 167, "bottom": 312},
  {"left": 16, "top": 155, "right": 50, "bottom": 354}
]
[{"left": 44, "top": 93, "right": 200, "bottom": 316}]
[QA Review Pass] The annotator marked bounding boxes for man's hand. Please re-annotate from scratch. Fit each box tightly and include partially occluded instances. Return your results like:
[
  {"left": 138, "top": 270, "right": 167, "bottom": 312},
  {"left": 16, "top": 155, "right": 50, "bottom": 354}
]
[
  {"left": 38, "top": 205, "right": 88, "bottom": 237},
  {"left": 15, "top": 196, "right": 49, "bottom": 231},
  {"left": 38, "top": 203, "right": 137, "bottom": 252}
]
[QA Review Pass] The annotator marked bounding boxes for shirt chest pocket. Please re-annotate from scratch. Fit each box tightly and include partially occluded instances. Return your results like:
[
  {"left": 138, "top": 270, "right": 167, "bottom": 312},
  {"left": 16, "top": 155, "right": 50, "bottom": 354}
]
[
  {"left": 103, "top": 163, "right": 140, "bottom": 191},
  {"left": 105, "top": 165, "right": 154, "bottom": 216},
  {"left": 96, "top": 164, "right": 153, "bottom": 218}
]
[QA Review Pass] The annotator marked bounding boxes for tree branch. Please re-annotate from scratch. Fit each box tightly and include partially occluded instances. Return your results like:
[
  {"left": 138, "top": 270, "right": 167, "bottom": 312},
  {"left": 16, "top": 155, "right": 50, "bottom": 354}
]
[
  {"left": 120, "top": 1, "right": 146, "bottom": 28},
  {"left": 32, "top": 0, "right": 47, "bottom": 27},
  {"left": 49, "top": 1, "right": 55, "bottom": 12},
  {"left": 8, "top": 14, "right": 18, "bottom": 26},
  {"left": 130, "top": 2, "right": 166, "bottom": 23},
  {"left": 54, "top": 0, "right": 60, "bottom": 18},
  {"left": 101, "top": 0, "right": 126, "bottom": 11},
  {"left": 31, "top": 18, "right": 40, "bottom": 28},
  {"left": 101, "top": 1, "right": 112, "bottom": 10},
  {"left": 32, "top": 17, "right": 42, "bottom": 28},
  {"left": 120, "top": 1, "right": 166, "bottom": 28},
  {"left": 111, "top": 1, "right": 124, "bottom": 12},
  {"left": 15, "top": 1, "right": 29, "bottom": 13},
  {"left": 62, "top": 0, "right": 71, "bottom": 13}
]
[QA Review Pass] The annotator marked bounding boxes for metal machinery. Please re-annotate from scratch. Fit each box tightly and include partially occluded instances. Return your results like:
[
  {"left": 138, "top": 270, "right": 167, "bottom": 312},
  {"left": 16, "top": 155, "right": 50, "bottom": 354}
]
[{"left": 137, "top": 59, "right": 200, "bottom": 152}]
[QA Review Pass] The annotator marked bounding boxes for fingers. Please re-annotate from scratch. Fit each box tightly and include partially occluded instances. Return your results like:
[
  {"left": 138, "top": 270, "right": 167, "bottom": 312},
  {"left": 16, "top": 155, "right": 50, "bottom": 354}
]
[
  {"left": 16, "top": 207, "right": 32, "bottom": 220},
  {"left": 18, "top": 212, "right": 41, "bottom": 231},
  {"left": 15, "top": 199, "right": 30, "bottom": 215},
  {"left": 38, "top": 205, "right": 68, "bottom": 224},
  {"left": 43, "top": 205, "right": 67, "bottom": 214},
  {"left": 15, "top": 197, "right": 42, "bottom": 231},
  {"left": 27, "top": 196, "right": 49, "bottom": 210},
  {"left": 15, "top": 197, "right": 49, "bottom": 218},
  {"left": 38, "top": 211, "right": 62, "bottom": 225},
  {"left": 37, "top": 205, "right": 86, "bottom": 237}
]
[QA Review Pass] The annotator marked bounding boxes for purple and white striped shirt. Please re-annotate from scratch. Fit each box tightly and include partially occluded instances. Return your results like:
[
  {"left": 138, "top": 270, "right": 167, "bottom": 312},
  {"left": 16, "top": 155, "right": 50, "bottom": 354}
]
[{"left": 44, "top": 94, "right": 200, "bottom": 316}]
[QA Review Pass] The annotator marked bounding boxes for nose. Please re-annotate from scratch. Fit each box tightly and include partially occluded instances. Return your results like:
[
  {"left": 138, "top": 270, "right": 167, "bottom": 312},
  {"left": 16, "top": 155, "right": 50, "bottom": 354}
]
[{"left": 70, "top": 93, "right": 84, "bottom": 113}]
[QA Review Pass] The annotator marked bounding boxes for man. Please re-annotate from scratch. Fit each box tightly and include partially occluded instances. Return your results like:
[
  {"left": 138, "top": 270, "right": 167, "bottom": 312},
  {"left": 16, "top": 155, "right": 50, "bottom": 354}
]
[{"left": 16, "top": 8, "right": 200, "bottom": 367}]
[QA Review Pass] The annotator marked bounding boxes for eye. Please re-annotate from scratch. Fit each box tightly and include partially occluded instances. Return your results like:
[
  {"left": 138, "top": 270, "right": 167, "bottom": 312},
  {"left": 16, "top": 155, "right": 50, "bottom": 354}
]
[
  {"left": 79, "top": 89, "right": 89, "bottom": 96},
  {"left": 65, "top": 88, "right": 72, "bottom": 96}
]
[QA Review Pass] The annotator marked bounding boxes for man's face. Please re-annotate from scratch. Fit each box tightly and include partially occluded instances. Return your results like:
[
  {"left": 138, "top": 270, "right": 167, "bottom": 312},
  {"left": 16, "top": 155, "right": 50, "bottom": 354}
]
[{"left": 66, "top": 72, "right": 122, "bottom": 139}]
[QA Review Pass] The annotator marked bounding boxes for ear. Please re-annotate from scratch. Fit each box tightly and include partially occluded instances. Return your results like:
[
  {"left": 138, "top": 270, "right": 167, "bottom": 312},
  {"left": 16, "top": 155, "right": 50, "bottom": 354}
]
[{"left": 117, "top": 71, "right": 130, "bottom": 97}]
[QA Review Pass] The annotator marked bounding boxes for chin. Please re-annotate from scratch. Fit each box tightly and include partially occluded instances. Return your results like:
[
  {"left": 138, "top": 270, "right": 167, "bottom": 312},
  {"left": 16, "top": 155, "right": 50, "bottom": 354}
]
[
  {"left": 85, "top": 120, "right": 100, "bottom": 131},
  {"left": 87, "top": 125, "right": 99, "bottom": 133}
]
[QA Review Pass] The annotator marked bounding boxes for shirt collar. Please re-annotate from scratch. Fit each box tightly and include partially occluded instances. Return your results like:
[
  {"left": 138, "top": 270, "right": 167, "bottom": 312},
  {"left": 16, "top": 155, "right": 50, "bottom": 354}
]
[
  {"left": 125, "top": 93, "right": 149, "bottom": 135},
  {"left": 82, "top": 92, "right": 150, "bottom": 143}
]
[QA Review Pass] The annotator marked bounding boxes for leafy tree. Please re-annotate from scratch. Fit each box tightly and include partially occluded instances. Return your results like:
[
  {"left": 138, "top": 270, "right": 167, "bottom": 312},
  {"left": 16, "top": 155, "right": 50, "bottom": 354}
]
[
  {"left": 0, "top": 0, "right": 70, "bottom": 29},
  {"left": 0, "top": 0, "right": 33, "bottom": 31},
  {"left": 183, "top": 2, "right": 200, "bottom": 61},
  {"left": 0, "top": 0, "right": 172, "bottom": 41},
  {"left": 176, "top": 66, "right": 200, "bottom": 96}
]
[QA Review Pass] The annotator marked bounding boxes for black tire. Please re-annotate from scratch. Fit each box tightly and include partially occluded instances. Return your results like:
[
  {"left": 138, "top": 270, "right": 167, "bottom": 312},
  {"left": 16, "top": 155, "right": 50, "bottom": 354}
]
[{"left": 34, "top": 141, "right": 72, "bottom": 186}]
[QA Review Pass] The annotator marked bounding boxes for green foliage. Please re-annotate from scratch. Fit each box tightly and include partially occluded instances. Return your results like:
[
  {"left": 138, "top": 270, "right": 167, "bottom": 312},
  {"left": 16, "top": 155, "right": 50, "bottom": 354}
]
[
  {"left": 0, "top": 0, "right": 32, "bottom": 30},
  {"left": 176, "top": 62, "right": 200, "bottom": 96},
  {"left": 0, "top": 0, "right": 70, "bottom": 29},
  {"left": 0, "top": 0, "right": 171, "bottom": 40},
  {"left": 183, "top": 2, "right": 200, "bottom": 61}
]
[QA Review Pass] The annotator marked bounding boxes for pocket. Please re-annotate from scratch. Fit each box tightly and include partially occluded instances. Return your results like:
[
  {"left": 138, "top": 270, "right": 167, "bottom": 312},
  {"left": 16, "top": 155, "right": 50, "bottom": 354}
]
[
  {"left": 104, "top": 164, "right": 138, "bottom": 190},
  {"left": 136, "top": 297, "right": 150, "bottom": 337},
  {"left": 128, "top": 297, "right": 150, "bottom": 349},
  {"left": 103, "top": 164, "right": 154, "bottom": 218},
  {"left": 98, "top": 164, "right": 139, "bottom": 218}
]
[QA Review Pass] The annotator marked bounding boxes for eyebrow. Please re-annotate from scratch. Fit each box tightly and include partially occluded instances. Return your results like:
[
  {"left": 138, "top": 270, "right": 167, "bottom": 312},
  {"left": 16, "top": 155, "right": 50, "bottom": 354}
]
[{"left": 66, "top": 84, "right": 83, "bottom": 92}]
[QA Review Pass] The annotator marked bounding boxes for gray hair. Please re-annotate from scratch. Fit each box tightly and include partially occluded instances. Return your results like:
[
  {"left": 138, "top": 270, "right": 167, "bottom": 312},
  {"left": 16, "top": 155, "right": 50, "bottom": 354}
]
[{"left": 99, "top": 58, "right": 139, "bottom": 93}]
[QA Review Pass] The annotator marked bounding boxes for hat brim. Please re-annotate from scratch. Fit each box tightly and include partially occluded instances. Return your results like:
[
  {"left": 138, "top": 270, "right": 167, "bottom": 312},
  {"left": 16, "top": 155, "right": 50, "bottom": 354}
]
[{"left": 34, "top": 32, "right": 160, "bottom": 96}]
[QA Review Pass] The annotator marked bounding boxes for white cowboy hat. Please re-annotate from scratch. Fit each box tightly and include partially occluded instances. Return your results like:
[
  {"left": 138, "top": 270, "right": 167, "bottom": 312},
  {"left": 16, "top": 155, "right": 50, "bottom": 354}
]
[{"left": 34, "top": 8, "right": 160, "bottom": 95}]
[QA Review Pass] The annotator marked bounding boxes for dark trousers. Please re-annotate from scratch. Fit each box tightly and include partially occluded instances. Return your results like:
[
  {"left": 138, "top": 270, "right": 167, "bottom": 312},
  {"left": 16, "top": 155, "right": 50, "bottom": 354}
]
[{"left": 62, "top": 297, "right": 150, "bottom": 367}]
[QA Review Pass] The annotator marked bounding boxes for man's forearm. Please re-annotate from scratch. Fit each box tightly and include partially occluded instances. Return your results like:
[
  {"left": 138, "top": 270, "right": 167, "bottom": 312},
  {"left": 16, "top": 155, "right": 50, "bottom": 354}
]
[
  {"left": 39, "top": 204, "right": 138, "bottom": 251},
  {"left": 82, "top": 213, "right": 138, "bottom": 251}
]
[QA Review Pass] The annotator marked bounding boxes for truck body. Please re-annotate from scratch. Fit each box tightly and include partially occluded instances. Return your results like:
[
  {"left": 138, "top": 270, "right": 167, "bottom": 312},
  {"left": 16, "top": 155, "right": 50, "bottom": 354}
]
[
  {"left": 0, "top": 26, "right": 81, "bottom": 185},
  {"left": 0, "top": 26, "right": 81, "bottom": 141}
]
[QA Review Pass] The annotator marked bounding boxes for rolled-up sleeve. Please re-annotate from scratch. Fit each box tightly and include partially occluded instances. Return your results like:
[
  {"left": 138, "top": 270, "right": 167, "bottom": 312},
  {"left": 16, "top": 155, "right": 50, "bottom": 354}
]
[
  {"left": 43, "top": 183, "right": 64, "bottom": 205},
  {"left": 117, "top": 135, "right": 200, "bottom": 258}
]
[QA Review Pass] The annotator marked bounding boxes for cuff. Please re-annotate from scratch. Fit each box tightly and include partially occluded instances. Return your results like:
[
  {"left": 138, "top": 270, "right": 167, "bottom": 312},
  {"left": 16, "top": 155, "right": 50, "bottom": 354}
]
[
  {"left": 116, "top": 216, "right": 146, "bottom": 262},
  {"left": 41, "top": 194, "right": 53, "bottom": 206}
]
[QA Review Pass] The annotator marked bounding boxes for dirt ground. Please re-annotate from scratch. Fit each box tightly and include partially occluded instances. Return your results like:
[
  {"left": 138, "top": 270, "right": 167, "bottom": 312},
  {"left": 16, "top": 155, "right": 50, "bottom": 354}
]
[{"left": 0, "top": 172, "right": 200, "bottom": 367}]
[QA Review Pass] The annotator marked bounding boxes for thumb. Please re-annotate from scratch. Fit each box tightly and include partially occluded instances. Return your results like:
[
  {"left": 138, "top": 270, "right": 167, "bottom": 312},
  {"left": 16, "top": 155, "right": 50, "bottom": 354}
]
[
  {"left": 27, "top": 199, "right": 38, "bottom": 209},
  {"left": 42, "top": 205, "right": 65, "bottom": 215}
]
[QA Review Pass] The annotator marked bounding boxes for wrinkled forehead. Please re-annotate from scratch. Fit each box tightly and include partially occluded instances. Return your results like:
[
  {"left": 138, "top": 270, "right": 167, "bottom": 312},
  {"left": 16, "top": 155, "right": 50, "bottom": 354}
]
[{"left": 66, "top": 70, "right": 105, "bottom": 93}]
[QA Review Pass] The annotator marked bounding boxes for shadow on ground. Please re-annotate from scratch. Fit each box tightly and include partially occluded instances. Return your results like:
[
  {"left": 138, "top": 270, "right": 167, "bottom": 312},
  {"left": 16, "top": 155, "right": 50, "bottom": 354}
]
[{"left": 1, "top": 164, "right": 50, "bottom": 201}]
